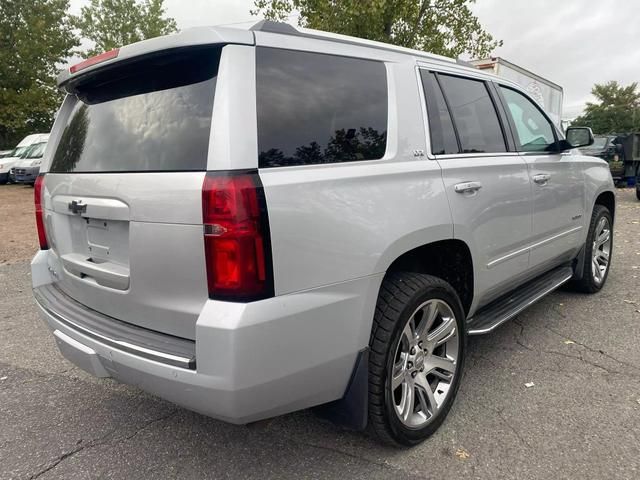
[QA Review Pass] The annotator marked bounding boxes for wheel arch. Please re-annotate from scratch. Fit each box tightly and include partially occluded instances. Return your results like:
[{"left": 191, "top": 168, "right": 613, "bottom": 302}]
[
  {"left": 325, "top": 238, "right": 474, "bottom": 432},
  {"left": 383, "top": 239, "right": 474, "bottom": 317},
  {"left": 594, "top": 190, "right": 615, "bottom": 220},
  {"left": 573, "top": 189, "right": 616, "bottom": 283}
]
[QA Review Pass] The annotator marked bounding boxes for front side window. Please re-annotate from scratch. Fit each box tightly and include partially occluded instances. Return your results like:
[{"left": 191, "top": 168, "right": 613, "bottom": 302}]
[
  {"left": 256, "top": 48, "right": 388, "bottom": 168},
  {"left": 438, "top": 75, "right": 506, "bottom": 154},
  {"left": 500, "top": 87, "right": 556, "bottom": 152}
]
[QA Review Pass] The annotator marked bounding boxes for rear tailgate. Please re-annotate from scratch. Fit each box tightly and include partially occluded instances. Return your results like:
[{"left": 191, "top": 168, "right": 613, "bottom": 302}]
[{"left": 42, "top": 45, "right": 228, "bottom": 340}]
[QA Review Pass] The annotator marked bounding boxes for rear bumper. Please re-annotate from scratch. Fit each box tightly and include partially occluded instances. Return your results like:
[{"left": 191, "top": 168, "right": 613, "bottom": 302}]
[{"left": 31, "top": 250, "right": 381, "bottom": 423}]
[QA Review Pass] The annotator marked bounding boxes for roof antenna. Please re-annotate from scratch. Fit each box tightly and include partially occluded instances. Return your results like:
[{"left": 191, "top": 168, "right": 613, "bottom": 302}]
[{"left": 251, "top": 20, "right": 300, "bottom": 35}]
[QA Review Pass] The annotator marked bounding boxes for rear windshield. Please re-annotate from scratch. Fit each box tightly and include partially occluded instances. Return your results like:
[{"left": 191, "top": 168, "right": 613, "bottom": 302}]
[{"left": 50, "top": 47, "right": 221, "bottom": 173}]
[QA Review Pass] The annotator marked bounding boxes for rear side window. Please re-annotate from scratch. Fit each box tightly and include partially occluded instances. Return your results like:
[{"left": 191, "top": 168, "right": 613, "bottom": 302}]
[
  {"left": 499, "top": 87, "right": 556, "bottom": 152},
  {"left": 420, "top": 71, "right": 458, "bottom": 155},
  {"left": 438, "top": 75, "right": 506, "bottom": 154},
  {"left": 256, "top": 48, "right": 388, "bottom": 168},
  {"left": 50, "top": 47, "right": 220, "bottom": 173}
]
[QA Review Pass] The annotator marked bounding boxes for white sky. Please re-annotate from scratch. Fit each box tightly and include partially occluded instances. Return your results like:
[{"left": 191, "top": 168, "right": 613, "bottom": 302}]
[{"left": 68, "top": 0, "right": 640, "bottom": 119}]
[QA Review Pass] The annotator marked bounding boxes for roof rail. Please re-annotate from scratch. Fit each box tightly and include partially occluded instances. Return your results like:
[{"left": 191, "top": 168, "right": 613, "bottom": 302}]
[{"left": 250, "top": 20, "right": 456, "bottom": 64}]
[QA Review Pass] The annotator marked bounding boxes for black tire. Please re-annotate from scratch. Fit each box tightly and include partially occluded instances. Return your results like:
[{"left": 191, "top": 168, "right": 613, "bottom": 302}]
[
  {"left": 572, "top": 205, "right": 613, "bottom": 293},
  {"left": 636, "top": 186, "right": 640, "bottom": 201},
  {"left": 368, "top": 272, "right": 466, "bottom": 447}
]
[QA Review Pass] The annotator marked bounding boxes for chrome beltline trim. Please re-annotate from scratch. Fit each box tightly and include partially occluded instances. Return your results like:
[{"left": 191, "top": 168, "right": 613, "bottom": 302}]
[{"left": 487, "top": 226, "right": 583, "bottom": 269}]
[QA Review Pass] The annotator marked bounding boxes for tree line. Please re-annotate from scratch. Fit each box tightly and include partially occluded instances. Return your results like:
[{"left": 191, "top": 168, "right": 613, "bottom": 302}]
[
  {"left": 572, "top": 81, "right": 640, "bottom": 135},
  {"left": 0, "top": 0, "right": 506, "bottom": 149},
  {"left": 2, "top": 0, "right": 636, "bottom": 150},
  {"left": 0, "top": 0, "right": 176, "bottom": 148}
]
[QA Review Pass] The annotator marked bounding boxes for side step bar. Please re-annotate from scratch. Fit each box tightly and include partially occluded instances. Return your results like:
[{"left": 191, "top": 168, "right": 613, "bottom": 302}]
[{"left": 467, "top": 266, "right": 574, "bottom": 335}]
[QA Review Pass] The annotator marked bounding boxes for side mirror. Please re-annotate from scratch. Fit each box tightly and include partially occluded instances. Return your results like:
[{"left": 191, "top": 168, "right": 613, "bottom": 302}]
[{"left": 565, "top": 127, "right": 595, "bottom": 149}]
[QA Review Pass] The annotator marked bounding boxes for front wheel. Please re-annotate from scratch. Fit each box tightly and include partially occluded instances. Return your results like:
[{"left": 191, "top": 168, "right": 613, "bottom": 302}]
[
  {"left": 368, "top": 273, "right": 466, "bottom": 446},
  {"left": 572, "top": 205, "right": 613, "bottom": 293}
]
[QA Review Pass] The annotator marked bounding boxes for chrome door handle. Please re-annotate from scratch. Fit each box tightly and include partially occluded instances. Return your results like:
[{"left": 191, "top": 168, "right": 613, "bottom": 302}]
[
  {"left": 454, "top": 181, "right": 483, "bottom": 194},
  {"left": 533, "top": 174, "right": 551, "bottom": 185}
]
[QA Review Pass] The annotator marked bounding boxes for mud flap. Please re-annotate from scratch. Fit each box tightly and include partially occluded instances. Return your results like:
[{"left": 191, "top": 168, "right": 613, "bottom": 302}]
[
  {"left": 314, "top": 348, "right": 369, "bottom": 430},
  {"left": 572, "top": 244, "right": 586, "bottom": 282}
]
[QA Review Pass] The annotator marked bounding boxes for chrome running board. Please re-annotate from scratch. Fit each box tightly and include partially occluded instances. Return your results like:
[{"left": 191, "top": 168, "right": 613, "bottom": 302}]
[{"left": 467, "top": 266, "right": 573, "bottom": 336}]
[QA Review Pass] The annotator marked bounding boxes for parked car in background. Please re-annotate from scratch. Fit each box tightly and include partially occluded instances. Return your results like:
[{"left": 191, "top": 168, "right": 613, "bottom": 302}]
[
  {"left": 580, "top": 133, "right": 640, "bottom": 186},
  {"left": 13, "top": 141, "right": 47, "bottom": 185},
  {"left": 31, "top": 21, "right": 615, "bottom": 447},
  {"left": 0, "top": 133, "right": 49, "bottom": 184},
  {"left": 581, "top": 135, "right": 624, "bottom": 183},
  {"left": 9, "top": 143, "right": 38, "bottom": 183}
]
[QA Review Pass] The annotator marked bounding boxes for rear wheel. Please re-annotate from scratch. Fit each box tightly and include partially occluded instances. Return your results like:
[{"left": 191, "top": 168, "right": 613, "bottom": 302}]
[
  {"left": 572, "top": 205, "right": 613, "bottom": 293},
  {"left": 368, "top": 273, "right": 466, "bottom": 446}
]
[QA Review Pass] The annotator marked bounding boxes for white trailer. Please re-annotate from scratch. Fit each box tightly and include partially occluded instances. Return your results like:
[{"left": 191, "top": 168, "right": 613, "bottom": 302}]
[{"left": 470, "top": 57, "right": 564, "bottom": 128}]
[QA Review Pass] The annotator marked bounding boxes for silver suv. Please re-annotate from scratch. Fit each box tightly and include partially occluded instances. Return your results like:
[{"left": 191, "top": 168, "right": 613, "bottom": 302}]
[{"left": 31, "top": 21, "right": 615, "bottom": 446}]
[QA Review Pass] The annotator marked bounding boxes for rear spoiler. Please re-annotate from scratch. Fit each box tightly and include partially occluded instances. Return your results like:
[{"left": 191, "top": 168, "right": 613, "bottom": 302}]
[{"left": 58, "top": 26, "right": 254, "bottom": 92}]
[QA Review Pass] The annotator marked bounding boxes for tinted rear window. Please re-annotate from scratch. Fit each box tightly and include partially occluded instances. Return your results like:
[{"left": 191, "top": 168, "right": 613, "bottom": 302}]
[
  {"left": 256, "top": 48, "right": 388, "bottom": 168},
  {"left": 421, "top": 71, "right": 459, "bottom": 155},
  {"left": 438, "top": 74, "right": 506, "bottom": 154},
  {"left": 50, "top": 48, "right": 220, "bottom": 173}
]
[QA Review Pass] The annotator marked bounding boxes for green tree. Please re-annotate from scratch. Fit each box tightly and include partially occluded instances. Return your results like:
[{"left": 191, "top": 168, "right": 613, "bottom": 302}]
[
  {"left": 573, "top": 81, "right": 640, "bottom": 134},
  {"left": 74, "top": 0, "right": 178, "bottom": 58},
  {"left": 0, "top": 0, "right": 78, "bottom": 148},
  {"left": 252, "top": 0, "right": 501, "bottom": 58}
]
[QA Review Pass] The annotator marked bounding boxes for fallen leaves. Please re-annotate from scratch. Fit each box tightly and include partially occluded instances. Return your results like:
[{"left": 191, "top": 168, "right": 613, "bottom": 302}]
[
  {"left": 563, "top": 340, "right": 576, "bottom": 345},
  {"left": 455, "top": 448, "right": 470, "bottom": 460},
  {"left": 524, "top": 382, "right": 535, "bottom": 388}
]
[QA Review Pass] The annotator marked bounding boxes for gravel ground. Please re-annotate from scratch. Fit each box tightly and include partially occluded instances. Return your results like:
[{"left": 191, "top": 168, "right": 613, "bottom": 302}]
[
  {"left": 0, "top": 184, "right": 38, "bottom": 266},
  {"left": 0, "top": 186, "right": 639, "bottom": 480}
]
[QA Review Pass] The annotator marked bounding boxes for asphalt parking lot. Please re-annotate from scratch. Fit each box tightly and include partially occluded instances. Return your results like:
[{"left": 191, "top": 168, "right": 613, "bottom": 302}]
[{"left": 1, "top": 184, "right": 639, "bottom": 480}]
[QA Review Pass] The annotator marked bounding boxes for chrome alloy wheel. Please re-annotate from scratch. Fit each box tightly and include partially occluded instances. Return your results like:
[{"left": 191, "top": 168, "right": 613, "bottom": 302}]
[
  {"left": 390, "top": 299, "right": 459, "bottom": 428},
  {"left": 592, "top": 216, "right": 611, "bottom": 285}
]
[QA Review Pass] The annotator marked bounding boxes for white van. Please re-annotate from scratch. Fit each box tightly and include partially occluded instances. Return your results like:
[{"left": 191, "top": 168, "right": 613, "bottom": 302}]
[{"left": 0, "top": 133, "right": 49, "bottom": 184}]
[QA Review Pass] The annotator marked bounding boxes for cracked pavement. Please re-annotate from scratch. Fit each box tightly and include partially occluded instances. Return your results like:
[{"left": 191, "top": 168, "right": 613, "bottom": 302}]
[{"left": 0, "top": 186, "right": 639, "bottom": 479}]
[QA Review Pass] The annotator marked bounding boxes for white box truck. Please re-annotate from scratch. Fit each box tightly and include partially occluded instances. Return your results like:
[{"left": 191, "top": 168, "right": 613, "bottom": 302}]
[{"left": 470, "top": 57, "right": 564, "bottom": 128}]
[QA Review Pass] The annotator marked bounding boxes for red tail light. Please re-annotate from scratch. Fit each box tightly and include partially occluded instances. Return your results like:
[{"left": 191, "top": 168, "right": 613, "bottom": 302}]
[
  {"left": 202, "top": 172, "right": 273, "bottom": 301},
  {"left": 70, "top": 48, "right": 120, "bottom": 74},
  {"left": 34, "top": 174, "right": 48, "bottom": 250}
]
